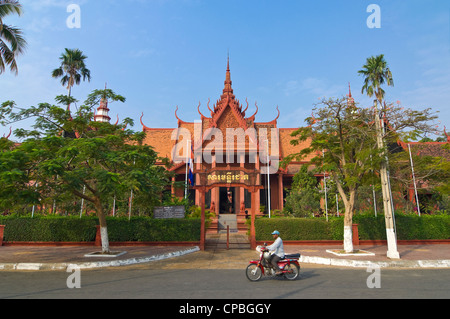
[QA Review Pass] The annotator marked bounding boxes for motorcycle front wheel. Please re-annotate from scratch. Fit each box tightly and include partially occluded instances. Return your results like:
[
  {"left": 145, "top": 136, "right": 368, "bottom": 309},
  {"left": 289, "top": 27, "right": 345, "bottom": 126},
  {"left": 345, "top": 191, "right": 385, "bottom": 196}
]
[
  {"left": 283, "top": 264, "right": 300, "bottom": 280},
  {"left": 246, "top": 264, "right": 262, "bottom": 281}
]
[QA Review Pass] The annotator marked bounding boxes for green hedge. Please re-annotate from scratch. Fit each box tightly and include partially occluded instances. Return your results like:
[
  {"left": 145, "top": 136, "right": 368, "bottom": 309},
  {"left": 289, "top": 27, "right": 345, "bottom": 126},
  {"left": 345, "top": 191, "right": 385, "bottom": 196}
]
[
  {"left": 106, "top": 217, "right": 201, "bottom": 242},
  {"left": 0, "top": 216, "right": 97, "bottom": 242},
  {"left": 255, "top": 214, "right": 450, "bottom": 241},
  {"left": 1, "top": 215, "right": 448, "bottom": 243},
  {"left": 255, "top": 218, "right": 333, "bottom": 241},
  {"left": 0, "top": 216, "right": 201, "bottom": 242}
]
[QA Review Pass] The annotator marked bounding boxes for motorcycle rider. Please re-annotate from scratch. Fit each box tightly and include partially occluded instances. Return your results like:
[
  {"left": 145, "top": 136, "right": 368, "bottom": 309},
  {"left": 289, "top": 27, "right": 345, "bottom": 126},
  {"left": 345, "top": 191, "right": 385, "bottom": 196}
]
[{"left": 266, "top": 230, "right": 285, "bottom": 275}]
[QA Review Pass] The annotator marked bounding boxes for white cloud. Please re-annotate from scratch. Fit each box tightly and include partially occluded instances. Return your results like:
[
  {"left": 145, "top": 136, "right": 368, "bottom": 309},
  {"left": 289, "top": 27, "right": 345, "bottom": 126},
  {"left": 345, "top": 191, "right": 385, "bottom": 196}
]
[
  {"left": 398, "top": 40, "right": 450, "bottom": 132},
  {"left": 283, "top": 77, "right": 344, "bottom": 99},
  {"left": 23, "top": 0, "right": 88, "bottom": 11},
  {"left": 129, "top": 48, "right": 156, "bottom": 58}
]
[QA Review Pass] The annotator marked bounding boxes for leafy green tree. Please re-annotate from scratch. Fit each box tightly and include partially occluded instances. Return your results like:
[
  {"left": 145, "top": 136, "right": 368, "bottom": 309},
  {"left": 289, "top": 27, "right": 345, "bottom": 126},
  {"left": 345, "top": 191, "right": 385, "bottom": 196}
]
[
  {"left": 0, "top": 0, "right": 27, "bottom": 75},
  {"left": 0, "top": 135, "right": 39, "bottom": 213},
  {"left": 0, "top": 90, "right": 172, "bottom": 253},
  {"left": 285, "top": 165, "right": 321, "bottom": 217},
  {"left": 283, "top": 94, "right": 438, "bottom": 252},
  {"left": 358, "top": 56, "right": 396, "bottom": 249},
  {"left": 52, "top": 48, "right": 91, "bottom": 97},
  {"left": 358, "top": 54, "right": 438, "bottom": 257},
  {"left": 283, "top": 97, "right": 381, "bottom": 252},
  {"left": 358, "top": 54, "right": 394, "bottom": 102}
]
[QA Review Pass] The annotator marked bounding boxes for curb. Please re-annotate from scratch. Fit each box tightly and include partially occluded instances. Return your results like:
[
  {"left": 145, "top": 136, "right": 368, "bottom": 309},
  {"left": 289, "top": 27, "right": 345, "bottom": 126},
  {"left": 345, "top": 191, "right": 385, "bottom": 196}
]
[
  {"left": 1, "top": 247, "right": 449, "bottom": 271},
  {"left": 300, "top": 255, "right": 450, "bottom": 269},
  {"left": 0, "top": 246, "right": 200, "bottom": 271}
]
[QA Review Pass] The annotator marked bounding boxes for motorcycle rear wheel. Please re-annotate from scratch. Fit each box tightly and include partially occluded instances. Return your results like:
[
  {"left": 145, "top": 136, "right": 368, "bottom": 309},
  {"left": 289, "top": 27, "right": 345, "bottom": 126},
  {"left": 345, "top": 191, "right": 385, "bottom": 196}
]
[
  {"left": 283, "top": 264, "right": 300, "bottom": 280},
  {"left": 246, "top": 264, "right": 262, "bottom": 281}
]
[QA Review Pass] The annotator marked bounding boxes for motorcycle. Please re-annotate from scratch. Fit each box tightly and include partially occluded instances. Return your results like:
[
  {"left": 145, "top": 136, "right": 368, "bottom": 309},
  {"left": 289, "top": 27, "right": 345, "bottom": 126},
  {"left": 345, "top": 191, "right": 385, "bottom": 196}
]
[{"left": 245, "top": 245, "right": 301, "bottom": 281}]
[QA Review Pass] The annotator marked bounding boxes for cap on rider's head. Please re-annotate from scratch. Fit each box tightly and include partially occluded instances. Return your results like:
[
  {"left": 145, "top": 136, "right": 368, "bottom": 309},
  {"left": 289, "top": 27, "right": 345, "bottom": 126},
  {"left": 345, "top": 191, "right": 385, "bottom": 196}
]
[{"left": 271, "top": 230, "right": 280, "bottom": 236}]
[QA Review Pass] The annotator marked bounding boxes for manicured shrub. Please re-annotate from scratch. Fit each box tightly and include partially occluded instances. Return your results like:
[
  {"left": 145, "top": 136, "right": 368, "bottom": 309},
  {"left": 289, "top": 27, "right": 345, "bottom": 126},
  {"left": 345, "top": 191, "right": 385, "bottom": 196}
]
[
  {"left": 106, "top": 217, "right": 201, "bottom": 242},
  {"left": 254, "top": 214, "right": 450, "bottom": 241},
  {"left": 255, "top": 217, "right": 332, "bottom": 241},
  {"left": 0, "top": 216, "right": 201, "bottom": 242},
  {"left": 0, "top": 216, "right": 97, "bottom": 242}
]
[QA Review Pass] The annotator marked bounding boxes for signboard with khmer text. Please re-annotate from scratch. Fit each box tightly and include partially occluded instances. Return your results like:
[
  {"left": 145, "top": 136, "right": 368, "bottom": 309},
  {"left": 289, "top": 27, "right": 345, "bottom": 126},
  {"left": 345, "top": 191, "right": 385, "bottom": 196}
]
[
  {"left": 197, "top": 169, "right": 259, "bottom": 187},
  {"left": 153, "top": 206, "right": 185, "bottom": 219}
]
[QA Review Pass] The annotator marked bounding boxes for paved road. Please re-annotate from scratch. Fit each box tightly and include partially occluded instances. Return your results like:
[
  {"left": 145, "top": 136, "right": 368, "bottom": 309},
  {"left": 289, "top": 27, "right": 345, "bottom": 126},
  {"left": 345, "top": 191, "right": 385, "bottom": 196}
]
[{"left": 1, "top": 264, "right": 449, "bottom": 300}]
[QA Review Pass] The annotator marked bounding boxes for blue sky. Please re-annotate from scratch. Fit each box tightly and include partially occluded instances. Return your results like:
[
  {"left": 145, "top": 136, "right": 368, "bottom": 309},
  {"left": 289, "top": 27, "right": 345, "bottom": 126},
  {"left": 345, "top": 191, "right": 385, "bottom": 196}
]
[{"left": 1, "top": 0, "right": 449, "bottom": 140}]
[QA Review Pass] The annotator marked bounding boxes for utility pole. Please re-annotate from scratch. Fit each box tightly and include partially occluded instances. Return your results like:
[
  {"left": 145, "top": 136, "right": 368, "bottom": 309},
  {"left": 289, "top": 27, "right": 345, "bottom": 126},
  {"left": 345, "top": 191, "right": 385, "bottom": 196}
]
[
  {"left": 408, "top": 143, "right": 421, "bottom": 217},
  {"left": 374, "top": 100, "right": 400, "bottom": 259},
  {"left": 185, "top": 139, "right": 189, "bottom": 199}
]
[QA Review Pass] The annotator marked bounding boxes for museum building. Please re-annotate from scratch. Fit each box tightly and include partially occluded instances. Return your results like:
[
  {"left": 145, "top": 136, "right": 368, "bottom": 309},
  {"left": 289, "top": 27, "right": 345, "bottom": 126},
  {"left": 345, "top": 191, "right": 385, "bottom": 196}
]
[{"left": 139, "top": 59, "right": 316, "bottom": 223}]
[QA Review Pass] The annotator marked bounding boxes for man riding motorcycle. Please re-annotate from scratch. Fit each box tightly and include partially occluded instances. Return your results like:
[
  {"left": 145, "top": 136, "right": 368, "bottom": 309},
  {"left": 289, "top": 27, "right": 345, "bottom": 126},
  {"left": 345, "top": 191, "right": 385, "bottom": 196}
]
[{"left": 266, "top": 230, "right": 285, "bottom": 275}]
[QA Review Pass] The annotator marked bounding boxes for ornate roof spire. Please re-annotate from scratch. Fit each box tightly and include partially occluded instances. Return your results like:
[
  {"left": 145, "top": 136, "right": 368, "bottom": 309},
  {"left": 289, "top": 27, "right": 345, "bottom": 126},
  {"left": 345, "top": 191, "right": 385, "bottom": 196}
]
[
  {"left": 94, "top": 83, "right": 111, "bottom": 123},
  {"left": 347, "top": 82, "right": 355, "bottom": 107},
  {"left": 221, "top": 54, "right": 235, "bottom": 100}
]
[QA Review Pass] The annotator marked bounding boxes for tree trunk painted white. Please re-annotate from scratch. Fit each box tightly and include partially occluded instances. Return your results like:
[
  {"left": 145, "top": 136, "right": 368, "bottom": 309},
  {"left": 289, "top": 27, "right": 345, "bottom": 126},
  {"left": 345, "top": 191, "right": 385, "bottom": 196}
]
[
  {"left": 334, "top": 178, "right": 355, "bottom": 253},
  {"left": 95, "top": 198, "right": 111, "bottom": 254},
  {"left": 386, "top": 228, "right": 400, "bottom": 259},
  {"left": 343, "top": 226, "right": 353, "bottom": 253},
  {"left": 100, "top": 226, "right": 110, "bottom": 254},
  {"left": 374, "top": 100, "right": 400, "bottom": 259}
]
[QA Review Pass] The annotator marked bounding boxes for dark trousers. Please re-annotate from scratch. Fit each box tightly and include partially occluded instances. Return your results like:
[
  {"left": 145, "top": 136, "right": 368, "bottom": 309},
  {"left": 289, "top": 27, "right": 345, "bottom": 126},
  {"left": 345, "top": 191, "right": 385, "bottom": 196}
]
[{"left": 269, "top": 254, "right": 281, "bottom": 270}]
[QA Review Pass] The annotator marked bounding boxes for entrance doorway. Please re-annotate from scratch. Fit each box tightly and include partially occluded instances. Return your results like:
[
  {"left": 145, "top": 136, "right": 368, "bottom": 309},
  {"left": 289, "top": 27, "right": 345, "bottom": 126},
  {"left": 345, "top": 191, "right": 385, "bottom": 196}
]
[{"left": 219, "top": 187, "right": 235, "bottom": 214}]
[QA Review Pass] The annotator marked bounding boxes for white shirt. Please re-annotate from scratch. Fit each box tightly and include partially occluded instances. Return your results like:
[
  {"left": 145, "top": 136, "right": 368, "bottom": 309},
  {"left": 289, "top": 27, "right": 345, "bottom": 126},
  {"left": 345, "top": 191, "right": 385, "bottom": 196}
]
[{"left": 267, "top": 237, "right": 285, "bottom": 258}]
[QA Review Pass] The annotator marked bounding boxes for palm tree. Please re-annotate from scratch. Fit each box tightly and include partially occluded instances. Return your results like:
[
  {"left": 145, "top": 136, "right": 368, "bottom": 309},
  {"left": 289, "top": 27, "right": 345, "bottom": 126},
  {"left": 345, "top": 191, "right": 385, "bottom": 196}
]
[
  {"left": 358, "top": 54, "right": 394, "bottom": 102},
  {"left": 52, "top": 48, "right": 91, "bottom": 97},
  {"left": 358, "top": 54, "right": 400, "bottom": 259},
  {"left": 0, "top": 0, "right": 27, "bottom": 75}
]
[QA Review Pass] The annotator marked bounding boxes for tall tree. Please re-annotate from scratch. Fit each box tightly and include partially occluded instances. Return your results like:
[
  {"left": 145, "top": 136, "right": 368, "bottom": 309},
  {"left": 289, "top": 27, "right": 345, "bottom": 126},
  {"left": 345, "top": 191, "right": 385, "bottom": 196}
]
[
  {"left": 284, "top": 165, "right": 321, "bottom": 217},
  {"left": 359, "top": 54, "right": 394, "bottom": 102},
  {"left": 0, "top": 89, "right": 172, "bottom": 254},
  {"left": 284, "top": 97, "right": 380, "bottom": 252},
  {"left": 0, "top": 0, "right": 27, "bottom": 75},
  {"left": 52, "top": 48, "right": 91, "bottom": 97},
  {"left": 358, "top": 54, "right": 400, "bottom": 258},
  {"left": 283, "top": 94, "right": 438, "bottom": 253}
]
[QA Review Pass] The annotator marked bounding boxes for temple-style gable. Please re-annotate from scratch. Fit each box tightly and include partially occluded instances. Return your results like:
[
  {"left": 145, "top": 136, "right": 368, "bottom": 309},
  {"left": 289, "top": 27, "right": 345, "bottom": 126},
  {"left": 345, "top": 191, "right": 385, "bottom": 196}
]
[
  {"left": 140, "top": 58, "right": 310, "bottom": 219},
  {"left": 197, "top": 58, "right": 259, "bottom": 132},
  {"left": 141, "top": 58, "right": 285, "bottom": 163}
]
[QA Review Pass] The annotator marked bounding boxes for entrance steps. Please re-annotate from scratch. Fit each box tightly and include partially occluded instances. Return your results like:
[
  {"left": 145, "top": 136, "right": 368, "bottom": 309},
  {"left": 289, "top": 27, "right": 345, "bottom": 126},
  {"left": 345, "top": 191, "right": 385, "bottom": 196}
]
[
  {"left": 205, "top": 232, "right": 251, "bottom": 250},
  {"left": 218, "top": 214, "right": 237, "bottom": 233},
  {"left": 205, "top": 214, "right": 251, "bottom": 249},
  {"left": 207, "top": 214, "right": 248, "bottom": 234}
]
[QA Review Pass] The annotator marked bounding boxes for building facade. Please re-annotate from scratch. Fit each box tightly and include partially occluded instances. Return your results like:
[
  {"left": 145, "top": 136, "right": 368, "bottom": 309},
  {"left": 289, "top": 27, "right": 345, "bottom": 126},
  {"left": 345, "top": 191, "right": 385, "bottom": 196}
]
[{"left": 140, "top": 59, "right": 315, "bottom": 218}]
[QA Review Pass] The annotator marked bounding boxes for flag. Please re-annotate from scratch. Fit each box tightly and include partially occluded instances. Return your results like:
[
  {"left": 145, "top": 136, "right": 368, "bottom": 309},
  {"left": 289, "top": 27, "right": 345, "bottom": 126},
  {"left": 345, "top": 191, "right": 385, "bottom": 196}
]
[{"left": 188, "top": 143, "right": 195, "bottom": 186}]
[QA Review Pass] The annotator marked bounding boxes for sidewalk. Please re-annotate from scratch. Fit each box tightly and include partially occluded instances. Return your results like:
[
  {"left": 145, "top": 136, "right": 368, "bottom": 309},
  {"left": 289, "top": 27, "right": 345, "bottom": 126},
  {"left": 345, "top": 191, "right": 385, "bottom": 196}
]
[{"left": 0, "top": 234, "right": 449, "bottom": 271}]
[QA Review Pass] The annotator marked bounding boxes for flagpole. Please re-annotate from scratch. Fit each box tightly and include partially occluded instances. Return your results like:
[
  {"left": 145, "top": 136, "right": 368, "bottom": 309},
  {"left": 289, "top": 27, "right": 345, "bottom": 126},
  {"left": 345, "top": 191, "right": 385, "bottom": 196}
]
[
  {"left": 266, "top": 139, "right": 271, "bottom": 218},
  {"left": 323, "top": 150, "right": 328, "bottom": 222},
  {"left": 113, "top": 194, "right": 116, "bottom": 217},
  {"left": 129, "top": 158, "right": 135, "bottom": 221},
  {"left": 32, "top": 182, "right": 38, "bottom": 218},
  {"left": 80, "top": 185, "right": 85, "bottom": 218},
  {"left": 336, "top": 193, "right": 339, "bottom": 217},
  {"left": 128, "top": 189, "right": 133, "bottom": 220},
  {"left": 408, "top": 143, "right": 421, "bottom": 216},
  {"left": 185, "top": 139, "right": 189, "bottom": 199}
]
